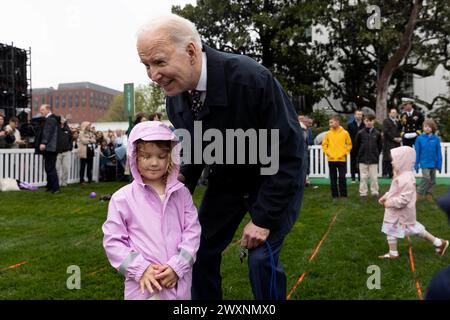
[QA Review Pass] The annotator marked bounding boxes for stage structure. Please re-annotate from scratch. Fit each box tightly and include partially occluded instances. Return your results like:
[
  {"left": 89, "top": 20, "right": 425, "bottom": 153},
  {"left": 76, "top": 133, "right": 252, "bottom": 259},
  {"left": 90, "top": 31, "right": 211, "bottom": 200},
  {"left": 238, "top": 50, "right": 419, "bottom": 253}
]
[{"left": 0, "top": 42, "right": 31, "bottom": 121}]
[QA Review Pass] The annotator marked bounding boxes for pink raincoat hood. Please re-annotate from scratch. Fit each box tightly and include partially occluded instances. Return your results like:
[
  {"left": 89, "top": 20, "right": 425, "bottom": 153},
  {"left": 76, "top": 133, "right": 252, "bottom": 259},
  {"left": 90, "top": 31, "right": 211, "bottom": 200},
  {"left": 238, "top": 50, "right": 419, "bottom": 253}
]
[
  {"left": 127, "top": 121, "right": 180, "bottom": 187},
  {"left": 391, "top": 146, "right": 416, "bottom": 174}
]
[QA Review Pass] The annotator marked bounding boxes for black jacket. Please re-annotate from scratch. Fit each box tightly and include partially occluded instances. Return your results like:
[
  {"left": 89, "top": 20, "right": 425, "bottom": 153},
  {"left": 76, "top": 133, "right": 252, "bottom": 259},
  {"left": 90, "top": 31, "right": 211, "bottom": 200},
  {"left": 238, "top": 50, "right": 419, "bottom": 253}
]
[
  {"left": 348, "top": 120, "right": 365, "bottom": 156},
  {"left": 400, "top": 109, "right": 424, "bottom": 135},
  {"left": 167, "top": 45, "right": 305, "bottom": 237},
  {"left": 57, "top": 123, "right": 73, "bottom": 153},
  {"left": 0, "top": 126, "right": 16, "bottom": 148},
  {"left": 354, "top": 128, "right": 382, "bottom": 164},
  {"left": 40, "top": 114, "right": 60, "bottom": 153},
  {"left": 382, "top": 118, "right": 401, "bottom": 160}
]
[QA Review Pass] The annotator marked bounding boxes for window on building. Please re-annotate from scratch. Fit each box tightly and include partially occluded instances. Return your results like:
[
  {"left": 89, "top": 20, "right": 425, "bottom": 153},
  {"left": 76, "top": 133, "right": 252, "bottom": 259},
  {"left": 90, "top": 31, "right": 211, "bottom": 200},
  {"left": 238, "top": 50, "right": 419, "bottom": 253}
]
[{"left": 402, "top": 73, "right": 414, "bottom": 98}]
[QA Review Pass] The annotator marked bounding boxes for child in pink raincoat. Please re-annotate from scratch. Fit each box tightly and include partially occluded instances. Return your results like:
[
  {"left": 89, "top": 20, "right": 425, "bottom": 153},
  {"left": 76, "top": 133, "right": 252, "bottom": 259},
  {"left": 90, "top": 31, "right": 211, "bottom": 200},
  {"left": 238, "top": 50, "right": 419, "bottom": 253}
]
[
  {"left": 378, "top": 146, "right": 448, "bottom": 259},
  {"left": 102, "top": 121, "right": 201, "bottom": 299}
]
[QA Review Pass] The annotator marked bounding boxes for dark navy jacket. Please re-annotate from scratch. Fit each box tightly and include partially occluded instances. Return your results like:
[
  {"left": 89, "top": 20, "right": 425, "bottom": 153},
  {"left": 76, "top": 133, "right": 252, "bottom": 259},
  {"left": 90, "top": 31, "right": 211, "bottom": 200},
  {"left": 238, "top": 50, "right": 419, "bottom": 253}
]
[{"left": 167, "top": 45, "right": 305, "bottom": 234}]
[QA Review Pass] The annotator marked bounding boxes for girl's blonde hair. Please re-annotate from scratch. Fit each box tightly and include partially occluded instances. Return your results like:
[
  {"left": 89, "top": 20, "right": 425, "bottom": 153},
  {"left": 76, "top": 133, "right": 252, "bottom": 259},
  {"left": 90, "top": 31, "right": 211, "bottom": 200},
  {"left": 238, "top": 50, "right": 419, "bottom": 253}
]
[{"left": 135, "top": 139, "right": 174, "bottom": 178}]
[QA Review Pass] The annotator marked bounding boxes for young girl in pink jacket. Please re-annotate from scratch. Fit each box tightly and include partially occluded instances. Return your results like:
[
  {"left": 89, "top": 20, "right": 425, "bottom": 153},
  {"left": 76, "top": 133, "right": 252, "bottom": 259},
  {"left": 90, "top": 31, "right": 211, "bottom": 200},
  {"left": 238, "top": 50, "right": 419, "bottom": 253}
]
[
  {"left": 102, "top": 121, "right": 201, "bottom": 299},
  {"left": 378, "top": 146, "right": 448, "bottom": 259}
]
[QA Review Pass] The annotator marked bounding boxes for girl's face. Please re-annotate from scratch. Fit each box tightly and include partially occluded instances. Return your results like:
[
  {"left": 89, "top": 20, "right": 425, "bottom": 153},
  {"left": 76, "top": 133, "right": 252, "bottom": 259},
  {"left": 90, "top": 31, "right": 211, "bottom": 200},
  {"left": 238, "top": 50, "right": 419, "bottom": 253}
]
[
  {"left": 423, "top": 125, "right": 432, "bottom": 134},
  {"left": 137, "top": 142, "right": 169, "bottom": 184}
]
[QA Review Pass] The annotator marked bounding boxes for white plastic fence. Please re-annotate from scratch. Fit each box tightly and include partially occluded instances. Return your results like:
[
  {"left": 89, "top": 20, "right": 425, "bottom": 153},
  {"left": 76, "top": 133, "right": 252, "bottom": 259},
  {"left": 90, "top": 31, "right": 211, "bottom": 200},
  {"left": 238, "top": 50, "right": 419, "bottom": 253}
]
[
  {"left": 0, "top": 149, "right": 100, "bottom": 187},
  {"left": 308, "top": 142, "right": 450, "bottom": 178},
  {"left": 1, "top": 143, "right": 450, "bottom": 185}
]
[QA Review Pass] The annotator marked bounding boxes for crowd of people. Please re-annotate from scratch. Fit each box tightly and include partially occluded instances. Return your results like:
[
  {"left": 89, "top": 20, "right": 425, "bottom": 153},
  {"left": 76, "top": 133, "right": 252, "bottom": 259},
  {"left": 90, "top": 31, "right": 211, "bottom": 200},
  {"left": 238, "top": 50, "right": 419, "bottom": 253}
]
[
  {"left": 1, "top": 105, "right": 168, "bottom": 193},
  {"left": 298, "top": 97, "right": 441, "bottom": 203}
]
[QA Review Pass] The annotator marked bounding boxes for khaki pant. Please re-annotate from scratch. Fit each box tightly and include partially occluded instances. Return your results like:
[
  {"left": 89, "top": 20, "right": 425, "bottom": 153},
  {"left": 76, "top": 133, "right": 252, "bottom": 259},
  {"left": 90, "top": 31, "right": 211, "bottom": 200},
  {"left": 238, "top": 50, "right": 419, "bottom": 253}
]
[
  {"left": 56, "top": 151, "right": 71, "bottom": 186},
  {"left": 359, "top": 163, "right": 379, "bottom": 196}
]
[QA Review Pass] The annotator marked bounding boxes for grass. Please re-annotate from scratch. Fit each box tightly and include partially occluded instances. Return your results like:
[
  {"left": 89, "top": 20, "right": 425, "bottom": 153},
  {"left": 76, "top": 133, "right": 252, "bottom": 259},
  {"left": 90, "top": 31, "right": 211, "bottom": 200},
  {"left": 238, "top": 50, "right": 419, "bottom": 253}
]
[{"left": 0, "top": 180, "right": 449, "bottom": 299}]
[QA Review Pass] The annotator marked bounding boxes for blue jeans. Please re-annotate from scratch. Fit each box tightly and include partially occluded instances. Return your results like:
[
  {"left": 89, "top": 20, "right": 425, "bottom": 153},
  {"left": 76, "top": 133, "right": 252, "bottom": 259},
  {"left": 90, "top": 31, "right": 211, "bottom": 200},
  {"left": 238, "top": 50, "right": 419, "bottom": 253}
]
[{"left": 192, "top": 185, "right": 303, "bottom": 300}]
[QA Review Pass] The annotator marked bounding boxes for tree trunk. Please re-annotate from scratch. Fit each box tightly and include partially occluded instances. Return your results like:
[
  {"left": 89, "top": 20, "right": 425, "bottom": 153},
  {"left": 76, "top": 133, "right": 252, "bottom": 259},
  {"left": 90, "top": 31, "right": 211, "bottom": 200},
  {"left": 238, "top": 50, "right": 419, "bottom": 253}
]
[{"left": 375, "top": 0, "right": 421, "bottom": 122}]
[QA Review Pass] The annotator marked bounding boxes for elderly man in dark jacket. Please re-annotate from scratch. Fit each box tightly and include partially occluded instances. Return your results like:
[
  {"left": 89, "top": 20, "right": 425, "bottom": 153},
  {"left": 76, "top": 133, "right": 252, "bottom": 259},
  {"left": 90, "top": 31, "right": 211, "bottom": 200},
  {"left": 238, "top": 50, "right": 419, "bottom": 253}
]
[
  {"left": 137, "top": 14, "right": 305, "bottom": 300},
  {"left": 38, "top": 104, "right": 60, "bottom": 193}
]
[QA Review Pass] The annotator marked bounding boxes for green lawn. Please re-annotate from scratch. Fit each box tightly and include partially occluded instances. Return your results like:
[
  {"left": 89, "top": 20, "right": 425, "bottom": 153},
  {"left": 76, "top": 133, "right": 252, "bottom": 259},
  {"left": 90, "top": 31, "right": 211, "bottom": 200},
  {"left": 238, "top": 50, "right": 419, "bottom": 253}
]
[{"left": 1, "top": 180, "right": 449, "bottom": 299}]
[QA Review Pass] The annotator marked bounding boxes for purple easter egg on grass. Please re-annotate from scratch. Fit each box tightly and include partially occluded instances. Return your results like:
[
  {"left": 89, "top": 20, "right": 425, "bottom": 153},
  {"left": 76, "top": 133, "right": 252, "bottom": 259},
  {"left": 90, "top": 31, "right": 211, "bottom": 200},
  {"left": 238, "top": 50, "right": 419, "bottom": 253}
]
[{"left": 90, "top": 192, "right": 97, "bottom": 198}]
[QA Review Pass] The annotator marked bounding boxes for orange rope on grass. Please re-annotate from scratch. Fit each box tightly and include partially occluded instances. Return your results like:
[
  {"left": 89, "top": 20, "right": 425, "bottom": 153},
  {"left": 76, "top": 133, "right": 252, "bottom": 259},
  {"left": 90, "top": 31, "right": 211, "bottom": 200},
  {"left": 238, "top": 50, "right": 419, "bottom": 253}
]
[
  {"left": 407, "top": 236, "right": 423, "bottom": 300},
  {"left": 0, "top": 260, "right": 29, "bottom": 272},
  {"left": 287, "top": 214, "right": 337, "bottom": 299}
]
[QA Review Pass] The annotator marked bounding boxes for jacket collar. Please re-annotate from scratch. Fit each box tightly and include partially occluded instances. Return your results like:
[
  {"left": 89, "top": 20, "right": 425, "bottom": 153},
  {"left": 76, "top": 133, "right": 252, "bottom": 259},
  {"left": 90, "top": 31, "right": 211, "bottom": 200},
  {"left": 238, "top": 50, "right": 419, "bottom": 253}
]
[{"left": 172, "top": 44, "right": 228, "bottom": 115}]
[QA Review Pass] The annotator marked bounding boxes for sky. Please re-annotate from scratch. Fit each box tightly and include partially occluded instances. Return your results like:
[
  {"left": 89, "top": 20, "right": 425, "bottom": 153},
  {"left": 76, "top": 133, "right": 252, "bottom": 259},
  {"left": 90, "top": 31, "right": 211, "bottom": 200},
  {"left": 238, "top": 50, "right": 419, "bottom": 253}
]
[{"left": 0, "top": 0, "right": 196, "bottom": 92}]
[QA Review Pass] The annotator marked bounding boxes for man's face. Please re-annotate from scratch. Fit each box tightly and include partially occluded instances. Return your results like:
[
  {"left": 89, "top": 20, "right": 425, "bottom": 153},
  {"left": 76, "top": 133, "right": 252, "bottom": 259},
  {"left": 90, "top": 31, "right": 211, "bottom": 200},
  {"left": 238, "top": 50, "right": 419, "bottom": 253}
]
[
  {"left": 389, "top": 109, "right": 398, "bottom": 118},
  {"left": 39, "top": 106, "right": 49, "bottom": 116},
  {"left": 329, "top": 119, "right": 339, "bottom": 129},
  {"left": 137, "top": 31, "right": 200, "bottom": 96},
  {"left": 354, "top": 111, "right": 363, "bottom": 121},
  {"left": 403, "top": 103, "right": 413, "bottom": 112},
  {"left": 9, "top": 121, "right": 17, "bottom": 130}
]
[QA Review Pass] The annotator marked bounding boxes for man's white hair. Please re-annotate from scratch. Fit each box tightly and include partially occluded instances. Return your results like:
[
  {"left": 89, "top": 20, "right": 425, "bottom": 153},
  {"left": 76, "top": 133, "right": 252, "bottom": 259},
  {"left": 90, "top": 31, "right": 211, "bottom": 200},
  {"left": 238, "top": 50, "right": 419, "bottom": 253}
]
[{"left": 137, "top": 14, "right": 202, "bottom": 49}]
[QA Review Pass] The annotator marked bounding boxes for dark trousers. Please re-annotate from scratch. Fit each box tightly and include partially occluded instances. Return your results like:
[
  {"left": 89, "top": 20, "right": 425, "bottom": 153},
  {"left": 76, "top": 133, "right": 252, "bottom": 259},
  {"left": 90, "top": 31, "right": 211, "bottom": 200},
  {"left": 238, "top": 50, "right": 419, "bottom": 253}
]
[
  {"left": 402, "top": 137, "right": 416, "bottom": 147},
  {"left": 382, "top": 160, "right": 393, "bottom": 178},
  {"left": 192, "top": 185, "right": 302, "bottom": 300},
  {"left": 350, "top": 151, "right": 359, "bottom": 181},
  {"left": 80, "top": 157, "right": 93, "bottom": 183},
  {"left": 329, "top": 161, "right": 347, "bottom": 198},
  {"left": 44, "top": 152, "right": 59, "bottom": 192}
]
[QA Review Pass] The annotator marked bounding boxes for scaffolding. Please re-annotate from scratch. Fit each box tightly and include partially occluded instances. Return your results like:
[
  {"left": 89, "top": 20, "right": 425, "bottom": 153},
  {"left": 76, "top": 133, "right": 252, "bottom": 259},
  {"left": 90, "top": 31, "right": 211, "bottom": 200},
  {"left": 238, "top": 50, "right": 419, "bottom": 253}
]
[{"left": 0, "top": 42, "right": 31, "bottom": 120}]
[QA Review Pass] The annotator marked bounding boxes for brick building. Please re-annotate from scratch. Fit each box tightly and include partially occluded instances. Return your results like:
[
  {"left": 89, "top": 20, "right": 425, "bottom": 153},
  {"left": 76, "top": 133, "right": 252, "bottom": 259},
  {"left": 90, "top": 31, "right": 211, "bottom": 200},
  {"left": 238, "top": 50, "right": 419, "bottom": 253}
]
[{"left": 32, "top": 82, "right": 121, "bottom": 124}]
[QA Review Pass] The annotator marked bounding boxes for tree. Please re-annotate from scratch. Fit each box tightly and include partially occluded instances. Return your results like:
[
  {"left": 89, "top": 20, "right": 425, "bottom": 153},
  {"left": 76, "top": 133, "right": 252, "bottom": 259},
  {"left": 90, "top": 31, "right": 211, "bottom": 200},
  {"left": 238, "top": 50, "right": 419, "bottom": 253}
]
[
  {"left": 314, "top": 0, "right": 450, "bottom": 120},
  {"left": 100, "top": 82, "right": 165, "bottom": 122},
  {"left": 173, "top": 1, "right": 450, "bottom": 118}
]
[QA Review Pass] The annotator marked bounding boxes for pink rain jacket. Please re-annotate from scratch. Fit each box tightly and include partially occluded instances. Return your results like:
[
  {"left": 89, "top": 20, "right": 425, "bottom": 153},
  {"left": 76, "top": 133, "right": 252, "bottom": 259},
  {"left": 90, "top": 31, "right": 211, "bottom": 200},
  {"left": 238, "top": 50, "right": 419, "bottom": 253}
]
[
  {"left": 102, "top": 121, "right": 201, "bottom": 300},
  {"left": 380, "top": 146, "right": 417, "bottom": 225}
]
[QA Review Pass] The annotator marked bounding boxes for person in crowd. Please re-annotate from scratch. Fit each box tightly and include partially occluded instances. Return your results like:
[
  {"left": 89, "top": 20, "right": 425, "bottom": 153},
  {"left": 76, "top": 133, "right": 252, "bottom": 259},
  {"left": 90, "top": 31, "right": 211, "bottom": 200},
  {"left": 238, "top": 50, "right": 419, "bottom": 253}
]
[
  {"left": 72, "top": 129, "right": 79, "bottom": 150},
  {"left": 400, "top": 97, "right": 424, "bottom": 147},
  {"left": 322, "top": 115, "right": 352, "bottom": 200},
  {"left": 95, "top": 130, "right": 106, "bottom": 146},
  {"left": 415, "top": 119, "right": 442, "bottom": 202},
  {"left": 378, "top": 146, "right": 448, "bottom": 259},
  {"left": 354, "top": 114, "right": 382, "bottom": 200},
  {"left": 0, "top": 114, "right": 16, "bottom": 149},
  {"left": 56, "top": 117, "right": 73, "bottom": 187},
  {"left": 38, "top": 104, "right": 60, "bottom": 193},
  {"left": 78, "top": 121, "right": 97, "bottom": 184},
  {"left": 136, "top": 14, "right": 305, "bottom": 300},
  {"left": 347, "top": 109, "right": 365, "bottom": 183},
  {"left": 102, "top": 121, "right": 201, "bottom": 300},
  {"left": 5, "top": 117, "right": 25, "bottom": 148},
  {"left": 99, "top": 140, "right": 117, "bottom": 181},
  {"left": 114, "top": 129, "right": 127, "bottom": 181},
  {"left": 382, "top": 108, "right": 402, "bottom": 178}
]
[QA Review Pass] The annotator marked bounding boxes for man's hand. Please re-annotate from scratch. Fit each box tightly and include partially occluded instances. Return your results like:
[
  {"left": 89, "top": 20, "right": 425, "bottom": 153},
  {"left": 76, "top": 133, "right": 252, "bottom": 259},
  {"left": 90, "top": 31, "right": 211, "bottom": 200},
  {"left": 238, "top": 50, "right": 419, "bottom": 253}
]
[
  {"left": 378, "top": 197, "right": 386, "bottom": 206},
  {"left": 153, "top": 264, "right": 179, "bottom": 289},
  {"left": 139, "top": 264, "right": 163, "bottom": 294},
  {"left": 39, "top": 144, "right": 46, "bottom": 151},
  {"left": 240, "top": 221, "right": 270, "bottom": 249}
]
